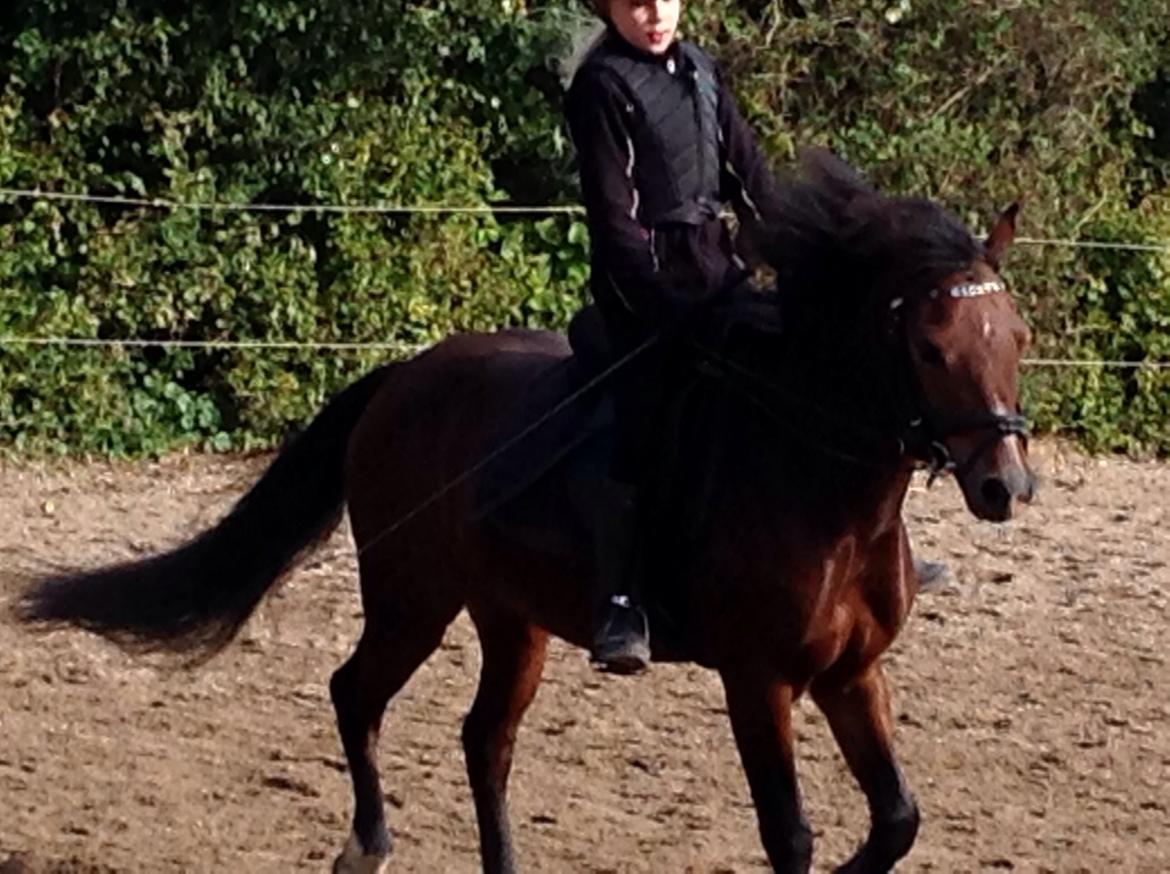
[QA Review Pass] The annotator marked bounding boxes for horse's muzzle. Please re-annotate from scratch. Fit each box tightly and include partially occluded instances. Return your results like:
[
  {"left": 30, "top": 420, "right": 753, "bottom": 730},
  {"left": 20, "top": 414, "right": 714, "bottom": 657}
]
[{"left": 969, "top": 463, "right": 1035, "bottom": 522}]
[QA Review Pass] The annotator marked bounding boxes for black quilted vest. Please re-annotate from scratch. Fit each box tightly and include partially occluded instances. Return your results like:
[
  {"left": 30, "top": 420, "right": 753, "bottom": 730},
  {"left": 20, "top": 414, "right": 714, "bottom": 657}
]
[{"left": 582, "top": 37, "right": 722, "bottom": 227}]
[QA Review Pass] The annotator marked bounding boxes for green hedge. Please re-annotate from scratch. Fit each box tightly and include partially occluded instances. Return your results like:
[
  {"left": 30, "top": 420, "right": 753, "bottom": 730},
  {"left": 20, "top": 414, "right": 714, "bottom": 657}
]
[{"left": 1, "top": 0, "right": 1169, "bottom": 454}]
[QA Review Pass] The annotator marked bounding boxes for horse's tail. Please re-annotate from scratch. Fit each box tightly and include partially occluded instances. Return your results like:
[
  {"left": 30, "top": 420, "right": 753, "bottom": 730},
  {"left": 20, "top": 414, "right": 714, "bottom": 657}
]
[{"left": 16, "top": 365, "right": 393, "bottom": 661}]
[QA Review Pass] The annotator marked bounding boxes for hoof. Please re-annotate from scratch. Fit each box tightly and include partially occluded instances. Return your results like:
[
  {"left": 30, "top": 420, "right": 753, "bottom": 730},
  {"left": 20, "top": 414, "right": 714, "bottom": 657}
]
[
  {"left": 914, "top": 558, "right": 954, "bottom": 594},
  {"left": 333, "top": 832, "right": 391, "bottom": 874}
]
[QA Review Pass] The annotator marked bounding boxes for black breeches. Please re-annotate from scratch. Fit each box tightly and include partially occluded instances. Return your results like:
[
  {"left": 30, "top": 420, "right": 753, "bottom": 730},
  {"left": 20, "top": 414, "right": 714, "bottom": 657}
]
[{"left": 606, "top": 329, "right": 694, "bottom": 487}]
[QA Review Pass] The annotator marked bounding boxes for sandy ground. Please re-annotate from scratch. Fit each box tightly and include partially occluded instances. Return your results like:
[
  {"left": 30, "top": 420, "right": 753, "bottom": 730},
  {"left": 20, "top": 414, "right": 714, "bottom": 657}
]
[{"left": 0, "top": 442, "right": 1167, "bottom": 873}]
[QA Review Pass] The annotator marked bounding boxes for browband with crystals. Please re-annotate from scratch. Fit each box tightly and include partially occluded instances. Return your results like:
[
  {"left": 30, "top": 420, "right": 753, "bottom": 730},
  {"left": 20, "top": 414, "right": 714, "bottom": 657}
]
[
  {"left": 888, "top": 278, "right": 1008, "bottom": 311},
  {"left": 939, "top": 279, "right": 1006, "bottom": 299}
]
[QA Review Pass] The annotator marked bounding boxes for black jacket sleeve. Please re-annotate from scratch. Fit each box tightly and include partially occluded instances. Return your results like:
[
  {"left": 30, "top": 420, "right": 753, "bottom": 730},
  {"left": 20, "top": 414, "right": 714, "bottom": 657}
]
[
  {"left": 565, "top": 66, "right": 675, "bottom": 322},
  {"left": 715, "top": 67, "right": 786, "bottom": 255}
]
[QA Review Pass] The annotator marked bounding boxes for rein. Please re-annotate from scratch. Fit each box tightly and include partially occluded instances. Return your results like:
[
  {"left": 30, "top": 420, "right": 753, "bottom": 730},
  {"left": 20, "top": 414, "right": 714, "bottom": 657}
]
[
  {"left": 356, "top": 335, "right": 660, "bottom": 556},
  {"left": 696, "top": 280, "right": 1029, "bottom": 478},
  {"left": 352, "top": 277, "right": 1028, "bottom": 554},
  {"left": 690, "top": 339, "right": 902, "bottom": 470}
]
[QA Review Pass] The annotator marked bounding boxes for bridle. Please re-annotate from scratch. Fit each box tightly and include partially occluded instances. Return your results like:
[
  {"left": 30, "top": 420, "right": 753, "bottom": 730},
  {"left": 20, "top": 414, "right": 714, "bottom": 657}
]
[
  {"left": 696, "top": 275, "right": 1029, "bottom": 477},
  {"left": 889, "top": 278, "right": 1029, "bottom": 481}
]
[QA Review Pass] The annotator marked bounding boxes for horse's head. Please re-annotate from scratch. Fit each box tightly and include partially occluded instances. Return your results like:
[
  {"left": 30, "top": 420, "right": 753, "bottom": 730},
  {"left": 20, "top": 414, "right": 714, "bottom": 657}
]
[
  {"left": 757, "top": 150, "right": 1036, "bottom": 520},
  {"left": 893, "top": 204, "right": 1035, "bottom": 521}
]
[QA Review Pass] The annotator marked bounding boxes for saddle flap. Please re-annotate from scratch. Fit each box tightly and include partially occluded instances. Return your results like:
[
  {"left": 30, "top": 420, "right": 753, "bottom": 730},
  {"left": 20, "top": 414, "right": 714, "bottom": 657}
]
[
  {"left": 473, "top": 353, "right": 611, "bottom": 533},
  {"left": 567, "top": 305, "right": 614, "bottom": 374}
]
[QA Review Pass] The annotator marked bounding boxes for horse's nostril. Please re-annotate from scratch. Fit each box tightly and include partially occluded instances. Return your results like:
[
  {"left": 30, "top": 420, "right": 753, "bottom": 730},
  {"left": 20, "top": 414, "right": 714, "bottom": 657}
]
[
  {"left": 1021, "top": 473, "right": 1037, "bottom": 503},
  {"left": 981, "top": 477, "right": 1011, "bottom": 511}
]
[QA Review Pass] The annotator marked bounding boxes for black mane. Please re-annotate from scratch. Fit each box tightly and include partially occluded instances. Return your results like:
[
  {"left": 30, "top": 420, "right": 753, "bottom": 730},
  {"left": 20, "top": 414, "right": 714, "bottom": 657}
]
[{"left": 766, "top": 149, "right": 984, "bottom": 308}]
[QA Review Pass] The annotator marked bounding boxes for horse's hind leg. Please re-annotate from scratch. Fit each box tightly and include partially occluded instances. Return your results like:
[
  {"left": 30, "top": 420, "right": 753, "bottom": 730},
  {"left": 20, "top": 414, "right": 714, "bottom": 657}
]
[
  {"left": 812, "top": 661, "right": 919, "bottom": 874},
  {"left": 462, "top": 607, "right": 549, "bottom": 874},
  {"left": 330, "top": 584, "right": 460, "bottom": 874}
]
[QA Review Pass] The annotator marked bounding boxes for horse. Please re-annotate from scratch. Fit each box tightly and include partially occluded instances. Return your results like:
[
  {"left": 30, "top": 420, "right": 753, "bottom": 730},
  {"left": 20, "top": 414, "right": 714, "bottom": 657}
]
[{"left": 17, "top": 151, "right": 1035, "bottom": 874}]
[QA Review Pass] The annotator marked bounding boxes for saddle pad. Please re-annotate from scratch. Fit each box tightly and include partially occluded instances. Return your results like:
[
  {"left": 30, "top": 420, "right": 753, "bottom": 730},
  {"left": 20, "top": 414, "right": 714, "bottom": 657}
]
[{"left": 473, "top": 354, "right": 613, "bottom": 557}]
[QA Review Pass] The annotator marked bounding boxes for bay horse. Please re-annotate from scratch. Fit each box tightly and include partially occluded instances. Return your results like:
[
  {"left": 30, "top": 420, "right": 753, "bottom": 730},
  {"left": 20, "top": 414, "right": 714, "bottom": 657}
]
[{"left": 17, "top": 151, "right": 1035, "bottom": 873}]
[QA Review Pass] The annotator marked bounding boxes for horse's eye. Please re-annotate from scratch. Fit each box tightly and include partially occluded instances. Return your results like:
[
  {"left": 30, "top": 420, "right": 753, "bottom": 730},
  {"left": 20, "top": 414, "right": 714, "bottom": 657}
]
[{"left": 918, "top": 342, "right": 946, "bottom": 368}]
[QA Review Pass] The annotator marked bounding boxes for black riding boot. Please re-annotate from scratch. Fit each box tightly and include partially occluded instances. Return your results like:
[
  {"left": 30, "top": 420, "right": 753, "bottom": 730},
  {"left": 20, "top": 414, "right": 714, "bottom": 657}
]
[{"left": 590, "top": 478, "right": 651, "bottom": 674}]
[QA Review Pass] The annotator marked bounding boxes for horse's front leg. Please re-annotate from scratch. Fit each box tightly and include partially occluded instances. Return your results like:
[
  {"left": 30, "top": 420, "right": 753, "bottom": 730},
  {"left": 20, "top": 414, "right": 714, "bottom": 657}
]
[
  {"left": 812, "top": 661, "right": 919, "bottom": 874},
  {"left": 721, "top": 672, "right": 813, "bottom": 874}
]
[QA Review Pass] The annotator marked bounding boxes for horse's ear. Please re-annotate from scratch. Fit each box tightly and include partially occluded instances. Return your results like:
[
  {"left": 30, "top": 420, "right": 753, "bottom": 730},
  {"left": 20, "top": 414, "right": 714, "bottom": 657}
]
[{"left": 985, "top": 201, "right": 1021, "bottom": 270}]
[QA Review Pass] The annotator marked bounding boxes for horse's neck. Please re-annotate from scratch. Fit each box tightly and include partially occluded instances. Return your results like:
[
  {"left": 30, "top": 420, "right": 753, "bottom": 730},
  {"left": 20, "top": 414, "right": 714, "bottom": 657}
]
[
  {"left": 758, "top": 419, "right": 911, "bottom": 527},
  {"left": 743, "top": 307, "right": 905, "bottom": 451},
  {"left": 790, "top": 316, "right": 900, "bottom": 434},
  {"left": 717, "top": 323, "right": 912, "bottom": 533}
]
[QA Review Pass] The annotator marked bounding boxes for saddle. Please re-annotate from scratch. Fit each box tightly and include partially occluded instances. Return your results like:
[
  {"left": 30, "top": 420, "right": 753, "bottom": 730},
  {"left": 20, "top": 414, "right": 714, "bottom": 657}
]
[{"left": 473, "top": 306, "right": 620, "bottom": 558}]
